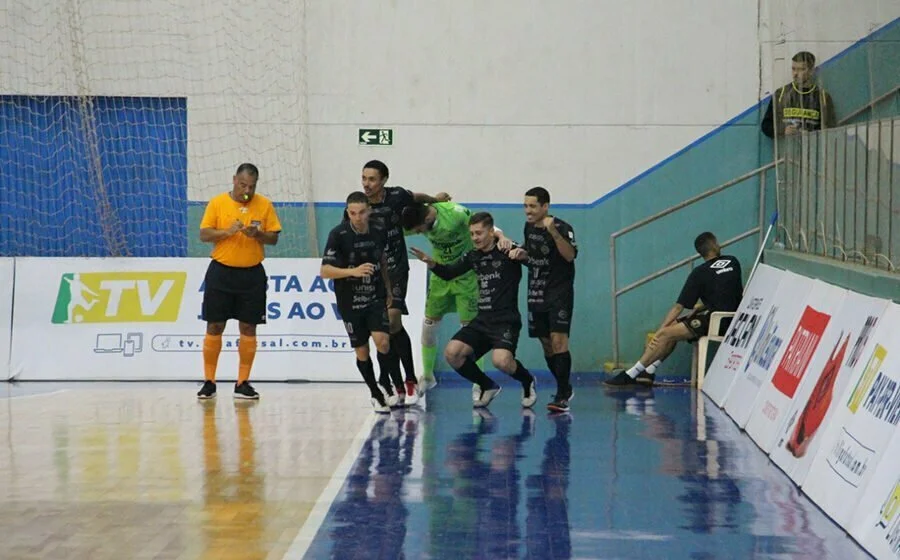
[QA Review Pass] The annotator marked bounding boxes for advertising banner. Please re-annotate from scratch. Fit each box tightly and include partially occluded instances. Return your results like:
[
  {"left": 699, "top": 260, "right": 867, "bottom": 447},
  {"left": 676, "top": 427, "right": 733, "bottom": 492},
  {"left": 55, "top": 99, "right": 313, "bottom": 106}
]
[
  {"left": 801, "top": 303, "right": 900, "bottom": 529},
  {"left": 722, "top": 270, "right": 813, "bottom": 428},
  {"left": 768, "top": 291, "right": 889, "bottom": 486},
  {"left": 9, "top": 257, "right": 426, "bottom": 382},
  {"left": 702, "top": 264, "right": 786, "bottom": 407},
  {"left": 850, "top": 427, "right": 900, "bottom": 558},
  {"left": 743, "top": 280, "right": 847, "bottom": 453}
]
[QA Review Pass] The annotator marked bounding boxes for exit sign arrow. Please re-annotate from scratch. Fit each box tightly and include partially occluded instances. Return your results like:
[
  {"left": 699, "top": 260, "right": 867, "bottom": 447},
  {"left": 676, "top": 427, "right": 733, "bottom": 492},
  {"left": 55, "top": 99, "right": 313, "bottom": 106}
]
[{"left": 359, "top": 128, "right": 393, "bottom": 146}]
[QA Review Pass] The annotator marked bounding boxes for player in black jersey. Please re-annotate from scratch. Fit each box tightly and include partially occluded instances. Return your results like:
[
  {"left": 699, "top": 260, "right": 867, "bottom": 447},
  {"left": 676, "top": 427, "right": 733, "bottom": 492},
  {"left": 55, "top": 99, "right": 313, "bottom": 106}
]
[
  {"left": 360, "top": 160, "right": 451, "bottom": 405},
  {"left": 501, "top": 187, "right": 578, "bottom": 412},
  {"left": 321, "top": 191, "right": 403, "bottom": 412},
  {"left": 605, "top": 232, "right": 744, "bottom": 386},
  {"left": 411, "top": 212, "right": 537, "bottom": 409}
]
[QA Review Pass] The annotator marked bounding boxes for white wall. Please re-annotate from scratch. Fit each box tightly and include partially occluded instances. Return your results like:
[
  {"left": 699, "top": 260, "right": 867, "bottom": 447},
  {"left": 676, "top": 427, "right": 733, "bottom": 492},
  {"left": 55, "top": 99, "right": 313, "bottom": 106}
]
[
  {"left": 760, "top": 0, "right": 900, "bottom": 95},
  {"left": 2, "top": 1, "right": 898, "bottom": 204}
]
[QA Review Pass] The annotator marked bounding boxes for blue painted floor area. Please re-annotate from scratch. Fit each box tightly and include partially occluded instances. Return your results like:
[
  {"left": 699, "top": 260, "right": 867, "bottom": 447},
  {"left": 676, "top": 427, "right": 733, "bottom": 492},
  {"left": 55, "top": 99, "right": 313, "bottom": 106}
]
[{"left": 305, "top": 372, "right": 871, "bottom": 560}]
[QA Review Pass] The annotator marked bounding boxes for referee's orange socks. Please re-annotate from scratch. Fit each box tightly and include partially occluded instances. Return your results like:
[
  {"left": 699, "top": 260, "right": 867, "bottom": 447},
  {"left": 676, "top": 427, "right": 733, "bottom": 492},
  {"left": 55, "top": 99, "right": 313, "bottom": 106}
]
[
  {"left": 203, "top": 334, "right": 223, "bottom": 382},
  {"left": 238, "top": 335, "right": 257, "bottom": 384}
]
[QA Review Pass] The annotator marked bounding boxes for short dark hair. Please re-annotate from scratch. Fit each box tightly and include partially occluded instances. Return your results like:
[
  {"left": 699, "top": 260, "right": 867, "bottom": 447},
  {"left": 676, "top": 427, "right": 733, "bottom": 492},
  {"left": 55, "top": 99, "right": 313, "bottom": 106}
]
[
  {"left": 694, "top": 232, "right": 717, "bottom": 256},
  {"left": 792, "top": 51, "right": 816, "bottom": 68},
  {"left": 469, "top": 212, "right": 494, "bottom": 228},
  {"left": 363, "top": 160, "right": 389, "bottom": 180},
  {"left": 525, "top": 186, "right": 550, "bottom": 205},
  {"left": 235, "top": 163, "right": 259, "bottom": 178},
  {"left": 401, "top": 203, "right": 429, "bottom": 230},
  {"left": 346, "top": 191, "right": 369, "bottom": 206}
]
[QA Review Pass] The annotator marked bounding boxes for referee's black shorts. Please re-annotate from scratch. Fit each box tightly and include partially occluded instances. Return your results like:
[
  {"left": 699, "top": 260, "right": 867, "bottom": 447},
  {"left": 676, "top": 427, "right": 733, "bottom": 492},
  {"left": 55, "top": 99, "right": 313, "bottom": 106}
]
[{"left": 201, "top": 259, "right": 268, "bottom": 325}]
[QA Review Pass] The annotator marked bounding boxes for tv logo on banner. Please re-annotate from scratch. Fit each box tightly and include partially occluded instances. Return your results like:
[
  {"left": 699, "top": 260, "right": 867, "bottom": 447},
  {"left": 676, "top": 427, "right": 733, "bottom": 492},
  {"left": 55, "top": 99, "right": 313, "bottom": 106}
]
[{"left": 52, "top": 272, "right": 186, "bottom": 324}]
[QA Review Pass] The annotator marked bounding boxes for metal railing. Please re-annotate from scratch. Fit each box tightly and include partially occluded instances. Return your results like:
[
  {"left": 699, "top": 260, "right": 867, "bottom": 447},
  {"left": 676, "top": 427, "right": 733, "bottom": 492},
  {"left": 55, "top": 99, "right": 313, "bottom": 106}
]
[
  {"left": 836, "top": 85, "right": 900, "bottom": 126},
  {"left": 609, "top": 161, "right": 779, "bottom": 365},
  {"left": 776, "top": 115, "right": 900, "bottom": 271}
]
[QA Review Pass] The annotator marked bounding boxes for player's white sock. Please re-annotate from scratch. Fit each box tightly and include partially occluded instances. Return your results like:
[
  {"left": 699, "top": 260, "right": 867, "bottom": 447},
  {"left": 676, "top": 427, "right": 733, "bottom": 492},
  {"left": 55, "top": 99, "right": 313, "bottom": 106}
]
[
  {"left": 645, "top": 360, "right": 662, "bottom": 375},
  {"left": 625, "top": 362, "right": 646, "bottom": 378}
]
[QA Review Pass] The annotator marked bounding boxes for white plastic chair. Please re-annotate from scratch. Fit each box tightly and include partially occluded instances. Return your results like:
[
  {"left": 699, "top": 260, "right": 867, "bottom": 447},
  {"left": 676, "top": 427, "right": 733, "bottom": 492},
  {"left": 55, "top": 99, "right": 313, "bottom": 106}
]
[{"left": 692, "top": 311, "right": 735, "bottom": 389}]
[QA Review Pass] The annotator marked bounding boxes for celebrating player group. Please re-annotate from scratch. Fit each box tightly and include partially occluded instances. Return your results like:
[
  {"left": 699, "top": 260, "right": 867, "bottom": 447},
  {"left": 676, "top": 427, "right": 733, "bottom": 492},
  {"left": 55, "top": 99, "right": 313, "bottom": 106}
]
[{"left": 321, "top": 160, "right": 578, "bottom": 414}]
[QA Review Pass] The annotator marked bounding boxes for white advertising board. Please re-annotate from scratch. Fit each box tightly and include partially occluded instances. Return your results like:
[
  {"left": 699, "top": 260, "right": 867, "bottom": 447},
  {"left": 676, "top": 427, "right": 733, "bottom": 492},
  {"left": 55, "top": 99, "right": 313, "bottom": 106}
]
[
  {"left": 9, "top": 257, "right": 426, "bottom": 382},
  {"left": 722, "top": 270, "right": 813, "bottom": 428},
  {"left": 0, "top": 258, "right": 13, "bottom": 380},
  {"left": 801, "top": 303, "right": 900, "bottom": 529},
  {"left": 849, "top": 427, "right": 900, "bottom": 558},
  {"left": 768, "top": 291, "right": 889, "bottom": 486},
  {"left": 701, "top": 264, "right": 786, "bottom": 407},
  {"left": 743, "top": 280, "right": 847, "bottom": 453}
]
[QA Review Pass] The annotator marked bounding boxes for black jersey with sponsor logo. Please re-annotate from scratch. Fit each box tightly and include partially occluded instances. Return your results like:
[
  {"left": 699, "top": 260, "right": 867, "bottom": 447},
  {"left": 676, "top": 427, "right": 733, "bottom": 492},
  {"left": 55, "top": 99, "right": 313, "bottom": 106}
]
[
  {"left": 431, "top": 245, "right": 523, "bottom": 319},
  {"left": 368, "top": 186, "right": 415, "bottom": 274},
  {"left": 523, "top": 218, "right": 577, "bottom": 309},
  {"left": 322, "top": 222, "right": 388, "bottom": 315},
  {"left": 676, "top": 255, "right": 744, "bottom": 312}
]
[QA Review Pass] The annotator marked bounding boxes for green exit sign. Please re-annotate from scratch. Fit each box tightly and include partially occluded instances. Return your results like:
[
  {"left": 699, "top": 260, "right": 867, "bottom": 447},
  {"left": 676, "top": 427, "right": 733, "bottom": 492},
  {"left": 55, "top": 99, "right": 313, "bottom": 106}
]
[{"left": 359, "top": 128, "right": 393, "bottom": 146}]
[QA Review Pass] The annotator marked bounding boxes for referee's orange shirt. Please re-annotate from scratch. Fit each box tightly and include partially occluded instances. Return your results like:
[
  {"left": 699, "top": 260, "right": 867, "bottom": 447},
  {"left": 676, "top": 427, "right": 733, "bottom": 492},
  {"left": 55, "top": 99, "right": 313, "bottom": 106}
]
[{"left": 200, "top": 192, "right": 282, "bottom": 268}]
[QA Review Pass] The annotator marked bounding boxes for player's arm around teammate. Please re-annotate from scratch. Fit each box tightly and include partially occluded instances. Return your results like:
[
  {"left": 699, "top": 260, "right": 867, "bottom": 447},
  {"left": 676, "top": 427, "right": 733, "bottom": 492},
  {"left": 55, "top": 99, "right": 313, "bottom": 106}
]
[
  {"left": 196, "top": 163, "right": 282, "bottom": 401},
  {"left": 412, "top": 214, "right": 538, "bottom": 410},
  {"left": 360, "top": 160, "right": 451, "bottom": 403}
]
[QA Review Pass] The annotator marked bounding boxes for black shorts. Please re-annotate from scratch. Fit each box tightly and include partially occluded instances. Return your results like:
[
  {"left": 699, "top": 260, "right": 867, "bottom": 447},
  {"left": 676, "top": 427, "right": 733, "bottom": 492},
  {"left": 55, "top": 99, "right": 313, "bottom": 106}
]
[
  {"left": 451, "top": 315, "right": 521, "bottom": 359},
  {"left": 388, "top": 269, "right": 409, "bottom": 315},
  {"left": 342, "top": 304, "right": 391, "bottom": 348},
  {"left": 527, "top": 301, "right": 573, "bottom": 338},
  {"left": 677, "top": 308, "right": 732, "bottom": 340},
  {"left": 201, "top": 260, "right": 267, "bottom": 325}
]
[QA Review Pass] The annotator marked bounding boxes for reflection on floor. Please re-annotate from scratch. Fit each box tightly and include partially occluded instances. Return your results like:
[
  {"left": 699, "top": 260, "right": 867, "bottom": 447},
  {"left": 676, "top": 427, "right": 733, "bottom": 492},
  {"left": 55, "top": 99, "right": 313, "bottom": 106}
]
[{"left": 0, "top": 375, "right": 872, "bottom": 559}]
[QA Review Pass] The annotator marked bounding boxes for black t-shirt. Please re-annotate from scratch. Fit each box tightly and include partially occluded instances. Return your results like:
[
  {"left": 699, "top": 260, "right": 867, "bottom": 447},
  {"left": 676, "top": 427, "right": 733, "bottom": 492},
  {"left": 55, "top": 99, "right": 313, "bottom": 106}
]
[
  {"left": 322, "top": 222, "right": 388, "bottom": 315},
  {"left": 676, "top": 255, "right": 744, "bottom": 312},
  {"left": 523, "top": 218, "right": 577, "bottom": 309},
  {"left": 431, "top": 245, "right": 523, "bottom": 320},
  {"left": 368, "top": 186, "right": 415, "bottom": 275}
]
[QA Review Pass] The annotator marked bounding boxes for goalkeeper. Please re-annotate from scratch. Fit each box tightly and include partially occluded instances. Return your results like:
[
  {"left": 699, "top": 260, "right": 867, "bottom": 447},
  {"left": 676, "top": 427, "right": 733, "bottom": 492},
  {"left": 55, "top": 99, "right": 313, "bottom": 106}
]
[{"left": 401, "top": 202, "right": 506, "bottom": 391}]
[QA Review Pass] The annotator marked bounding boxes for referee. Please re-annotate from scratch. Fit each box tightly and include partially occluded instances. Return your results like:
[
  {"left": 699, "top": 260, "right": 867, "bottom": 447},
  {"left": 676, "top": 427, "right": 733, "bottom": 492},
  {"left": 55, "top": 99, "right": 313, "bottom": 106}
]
[{"left": 196, "top": 163, "right": 282, "bottom": 400}]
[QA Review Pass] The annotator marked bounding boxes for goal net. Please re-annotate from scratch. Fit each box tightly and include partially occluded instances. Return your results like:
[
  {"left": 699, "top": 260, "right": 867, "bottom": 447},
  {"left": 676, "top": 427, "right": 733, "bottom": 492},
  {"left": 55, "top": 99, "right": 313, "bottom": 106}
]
[{"left": 0, "top": 0, "right": 317, "bottom": 258}]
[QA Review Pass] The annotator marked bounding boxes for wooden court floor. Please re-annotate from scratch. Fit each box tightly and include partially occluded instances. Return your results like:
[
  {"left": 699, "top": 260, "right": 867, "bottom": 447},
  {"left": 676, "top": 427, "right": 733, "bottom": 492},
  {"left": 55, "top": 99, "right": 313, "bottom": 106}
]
[{"left": 0, "top": 379, "right": 872, "bottom": 560}]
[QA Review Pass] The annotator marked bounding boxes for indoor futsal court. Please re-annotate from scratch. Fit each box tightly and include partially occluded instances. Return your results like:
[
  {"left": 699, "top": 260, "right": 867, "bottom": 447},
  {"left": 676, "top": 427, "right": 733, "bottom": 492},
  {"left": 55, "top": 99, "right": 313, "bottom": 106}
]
[{"left": 0, "top": 372, "right": 872, "bottom": 559}]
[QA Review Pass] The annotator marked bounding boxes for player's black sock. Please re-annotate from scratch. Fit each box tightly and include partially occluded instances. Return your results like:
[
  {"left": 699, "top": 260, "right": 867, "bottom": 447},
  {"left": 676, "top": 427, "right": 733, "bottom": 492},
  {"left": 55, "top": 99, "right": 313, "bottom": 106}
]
[
  {"left": 391, "top": 328, "right": 416, "bottom": 382},
  {"left": 376, "top": 351, "right": 401, "bottom": 395},
  {"left": 384, "top": 347, "right": 404, "bottom": 391},
  {"left": 455, "top": 358, "right": 496, "bottom": 390},
  {"left": 510, "top": 360, "right": 534, "bottom": 387},
  {"left": 356, "top": 358, "right": 381, "bottom": 398},
  {"left": 545, "top": 353, "right": 558, "bottom": 380},
  {"left": 554, "top": 351, "right": 572, "bottom": 395}
]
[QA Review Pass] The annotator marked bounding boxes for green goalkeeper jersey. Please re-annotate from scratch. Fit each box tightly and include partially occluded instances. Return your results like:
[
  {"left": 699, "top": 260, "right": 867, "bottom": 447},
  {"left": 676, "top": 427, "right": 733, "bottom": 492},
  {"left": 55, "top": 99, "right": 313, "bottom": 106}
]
[{"left": 420, "top": 202, "right": 474, "bottom": 265}]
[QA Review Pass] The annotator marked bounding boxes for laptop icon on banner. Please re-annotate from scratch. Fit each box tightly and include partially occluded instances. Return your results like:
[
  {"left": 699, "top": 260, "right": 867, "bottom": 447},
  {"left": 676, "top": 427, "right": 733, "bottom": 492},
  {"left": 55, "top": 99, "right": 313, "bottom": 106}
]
[{"left": 94, "top": 333, "right": 123, "bottom": 353}]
